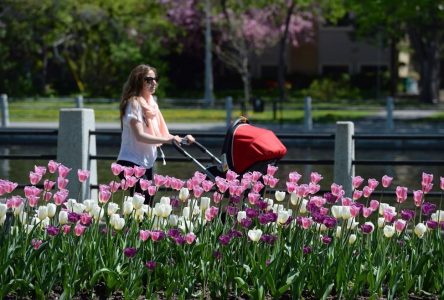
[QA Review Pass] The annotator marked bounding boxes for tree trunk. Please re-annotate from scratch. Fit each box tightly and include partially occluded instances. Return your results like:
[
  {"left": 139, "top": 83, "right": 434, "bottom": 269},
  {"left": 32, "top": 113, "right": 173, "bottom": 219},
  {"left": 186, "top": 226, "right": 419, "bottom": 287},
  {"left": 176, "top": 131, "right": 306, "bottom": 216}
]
[
  {"left": 240, "top": 58, "right": 250, "bottom": 117},
  {"left": 276, "top": 2, "right": 295, "bottom": 118},
  {"left": 408, "top": 28, "right": 441, "bottom": 104}
]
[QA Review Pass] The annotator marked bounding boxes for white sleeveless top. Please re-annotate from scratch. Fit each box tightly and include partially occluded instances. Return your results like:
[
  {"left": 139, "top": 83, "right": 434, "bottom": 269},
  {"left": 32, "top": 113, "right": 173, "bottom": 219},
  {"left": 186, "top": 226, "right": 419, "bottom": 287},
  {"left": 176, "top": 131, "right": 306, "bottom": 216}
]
[{"left": 117, "top": 100, "right": 157, "bottom": 168}]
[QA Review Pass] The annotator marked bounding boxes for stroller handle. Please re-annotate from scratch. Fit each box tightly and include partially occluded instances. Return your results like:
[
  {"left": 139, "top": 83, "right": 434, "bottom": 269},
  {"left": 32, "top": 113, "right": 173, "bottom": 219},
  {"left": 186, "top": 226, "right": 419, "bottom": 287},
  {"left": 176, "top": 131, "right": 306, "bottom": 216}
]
[{"left": 172, "top": 140, "right": 217, "bottom": 180}]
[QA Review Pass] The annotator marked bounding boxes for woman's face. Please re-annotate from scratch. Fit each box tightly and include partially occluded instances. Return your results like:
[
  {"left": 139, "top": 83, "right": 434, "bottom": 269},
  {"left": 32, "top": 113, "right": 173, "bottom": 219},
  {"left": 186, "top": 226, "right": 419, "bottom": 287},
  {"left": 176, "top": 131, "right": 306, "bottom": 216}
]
[{"left": 144, "top": 70, "right": 158, "bottom": 94}]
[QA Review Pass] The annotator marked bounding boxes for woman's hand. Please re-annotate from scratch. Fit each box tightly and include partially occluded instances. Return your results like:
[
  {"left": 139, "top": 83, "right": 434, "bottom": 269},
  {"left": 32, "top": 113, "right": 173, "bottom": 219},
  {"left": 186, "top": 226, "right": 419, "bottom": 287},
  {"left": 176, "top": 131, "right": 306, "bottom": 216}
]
[
  {"left": 184, "top": 134, "right": 195, "bottom": 144},
  {"left": 170, "top": 135, "right": 182, "bottom": 144}
]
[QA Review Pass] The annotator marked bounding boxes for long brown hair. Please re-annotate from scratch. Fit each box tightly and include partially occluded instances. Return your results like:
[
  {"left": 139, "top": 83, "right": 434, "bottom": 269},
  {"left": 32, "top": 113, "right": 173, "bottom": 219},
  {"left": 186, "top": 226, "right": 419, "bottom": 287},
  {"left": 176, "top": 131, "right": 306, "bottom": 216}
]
[{"left": 119, "top": 64, "right": 157, "bottom": 125}]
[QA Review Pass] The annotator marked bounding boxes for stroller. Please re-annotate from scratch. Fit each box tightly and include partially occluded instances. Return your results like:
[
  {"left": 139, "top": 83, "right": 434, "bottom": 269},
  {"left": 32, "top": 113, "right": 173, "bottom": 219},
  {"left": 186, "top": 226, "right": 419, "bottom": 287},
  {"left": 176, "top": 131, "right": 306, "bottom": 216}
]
[{"left": 173, "top": 117, "right": 287, "bottom": 180}]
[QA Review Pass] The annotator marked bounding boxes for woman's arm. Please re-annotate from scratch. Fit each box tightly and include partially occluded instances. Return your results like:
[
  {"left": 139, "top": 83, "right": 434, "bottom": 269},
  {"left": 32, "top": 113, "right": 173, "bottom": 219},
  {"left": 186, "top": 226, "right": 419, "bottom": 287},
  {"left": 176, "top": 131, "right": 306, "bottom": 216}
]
[{"left": 130, "top": 118, "right": 181, "bottom": 144}]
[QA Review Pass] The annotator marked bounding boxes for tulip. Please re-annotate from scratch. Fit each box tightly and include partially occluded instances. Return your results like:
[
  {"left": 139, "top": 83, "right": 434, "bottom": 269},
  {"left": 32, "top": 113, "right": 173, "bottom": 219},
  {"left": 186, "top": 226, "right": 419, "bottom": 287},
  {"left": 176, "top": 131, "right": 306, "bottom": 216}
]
[
  {"left": 200, "top": 197, "right": 210, "bottom": 211},
  {"left": 335, "top": 226, "right": 342, "bottom": 238},
  {"left": 413, "top": 190, "right": 423, "bottom": 207},
  {"left": 378, "top": 217, "right": 385, "bottom": 227},
  {"left": 361, "top": 222, "right": 375, "bottom": 234},
  {"left": 113, "top": 217, "right": 125, "bottom": 231},
  {"left": 123, "top": 201, "right": 134, "bottom": 215},
  {"left": 74, "top": 223, "right": 86, "bottom": 236},
  {"left": 107, "top": 202, "right": 119, "bottom": 216},
  {"left": 414, "top": 223, "right": 427, "bottom": 238},
  {"left": 352, "top": 190, "right": 363, "bottom": 200},
  {"left": 154, "top": 203, "right": 172, "bottom": 218},
  {"left": 299, "top": 199, "right": 308, "bottom": 214},
  {"left": 421, "top": 172, "right": 433, "bottom": 186},
  {"left": 310, "top": 172, "right": 323, "bottom": 184},
  {"left": 348, "top": 234, "right": 357, "bottom": 244},
  {"left": 394, "top": 219, "right": 406, "bottom": 233},
  {"left": 37, "top": 206, "right": 48, "bottom": 221},
  {"left": 352, "top": 176, "right": 364, "bottom": 189},
  {"left": 362, "top": 186, "right": 373, "bottom": 198},
  {"left": 58, "top": 210, "right": 68, "bottom": 225},
  {"left": 140, "top": 230, "right": 150, "bottom": 241},
  {"left": 185, "top": 232, "right": 197, "bottom": 244},
  {"left": 123, "top": 247, "right": 137, "bottom": 258},
  {"left": 0, "top": 203, "right": 7, "bottom": 218},
  {"left": 277, "top": 210, "right": 291, "bottom": 225},
  {"left": 77, "top": 169, "right": 90, "bottom": 183},
  {"left": 383, "top": 225, "right": 395, "bottom": 238},
  {"left": 431, "top": 210, "right": 444, "bottom": 222},
  {"left": 247, "top": 229, "right": 263, "bottom": 242},
  {"left": 275, "top": 191, "right": 286, "bottom": 202},
  {"left": 382, "top": 175, "right": 393, "bottom": 188},
  {"left": 47, "top": 203, "right": 56, "bottom": 218},
  {"left": 58, "top": 165, "right": 71, "bottom": 178},
  {"left": 31, "top": 239, "right": 43, "bottom": 250},
  {"left": 440, "top": 177, "right": 444, "bottom": 190}
]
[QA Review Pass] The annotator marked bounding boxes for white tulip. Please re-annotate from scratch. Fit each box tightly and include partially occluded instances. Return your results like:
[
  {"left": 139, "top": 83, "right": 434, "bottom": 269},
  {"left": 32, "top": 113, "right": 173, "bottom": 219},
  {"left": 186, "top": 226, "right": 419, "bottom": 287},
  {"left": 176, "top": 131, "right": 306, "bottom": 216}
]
[
  {"left": 265, "top": 198, "right": 274, "bottom": 210},
  {"left": 83, "top": 199, "right": 97, "bottom": 212},
  {"left": 299, "top": 199, "right": 308, "bottom": 214},
  {"left": 59, "top": 210, "right": 68, "bottom": 225},
  {"left": 277, "top": 210, "right": 290, "bottom": 225},
  {"left": 135, "top": 208, "right": 145, "bottom": 221},
  {"left": 159, "top": 196, "right": 169, "bottom": 205},
  {"left": 132, "top": 194, "right": 145, "bottom": 210},
  {"left": 316, "top": 223, "right": 328, "bottom": 232},
  {"left": 179, "top": 187, "right": 190, "bottom": 202},
  {"left": 431, "top": 210, "right": 444, "bottom": 222},
  {"left": 154, "top": 203, "right": 172, "bottom": 218},
  {"left": 414, "top": 223, "right": 427, "bottom": 238},
  {"left": 47, "top": 203, "right": 56, "bottom": 218},
  {"left": 25, "top": 224, "right": 34, "bottom": 234},
  {"left": 182, "top": 207, "right": 190, "bottom": 219},
  {"left": 73, "top": 203, "right": 86, "bottom": 214},
  {"left": 168, "top": 214, "right": 179, "bottom": 226},
  {"left": 109, "top": 213, "right": 120, "bottom": 227},
  {"left": 237, "top": 211, "right": 247, "bottom": 223},
  {"left": 37, "top": 206, "right": 48, "bottom": 221},
  {"left": 200, "top": 197, "right": 211, "bottom": 211},
  {"left": 335, "top": 226, "right": 342, "bottom": 237},
  {"left": 341, "top": 206, "right": 352, "bottom": 220},
  {"left": 377, "top": 217, "right": 385, "bottom": 228},
  {"left": 272, "top": 204, "right": 284, "bottom": 213},
  {"left": 13, "top": 203, "right": 24, "bottom": 216},
  {"left": 40, "top": 217, "right": 50, "bottom": 228},
  {"left": 0, "top": 215, "right": 6, "bottom": 226},
  {"left": 275, "top": 191, "right": 286, "bottom": 202},
  {"left": 346, "top": 218, "right": 359, "bottom": 230},
  {"left": 19, "top": 211, "right": 28, "bottom": 224},
  {"left": 113, "top": 217, "right": 125, "bottom": 231},
  {"left": 107, "top": 202, "right": 119, "bottom": 216},
  {"left": 383, "top": 225, "right": 395, "bottom": 238},
  {"left": 123, "top": 201, "right": 134, "bottom": 215},
  {"left": 179, "top": 219, "right": 194, "bottom": 233},
  {"left": 91, "top": 205, "right": 104, "bottom": 221},
  {"left": 290, "top": 193, "right": 301, "bottom": 205},
  {"left": 65, "top": 199, "right": 77, "bottom": 211},
  {"left": 348, "top": 234, "right": 357, "bottom": 244},
  {"left": 0, "top": 203, "right": 7, "bottom": 218},
  {"left": 248, "top": 229, "right": 263, "bottom": 242},
  {"left": 331, "top": 205, "right": 342, "bottom": 219}
]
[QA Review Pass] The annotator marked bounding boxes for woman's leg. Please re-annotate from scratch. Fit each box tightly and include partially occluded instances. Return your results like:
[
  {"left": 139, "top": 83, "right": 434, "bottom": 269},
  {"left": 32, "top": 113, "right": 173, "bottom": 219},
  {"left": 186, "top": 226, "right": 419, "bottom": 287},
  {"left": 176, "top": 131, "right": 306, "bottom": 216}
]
[{"left": 116, "top": 160, "right": 153, "bottom": 205}]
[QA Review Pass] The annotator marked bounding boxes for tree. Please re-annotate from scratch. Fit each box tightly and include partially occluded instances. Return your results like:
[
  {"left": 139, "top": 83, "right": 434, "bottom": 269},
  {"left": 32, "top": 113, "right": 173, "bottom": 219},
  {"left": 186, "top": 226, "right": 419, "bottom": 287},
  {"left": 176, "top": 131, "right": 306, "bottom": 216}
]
[{"left": 347, "top": 0, "right": 444, "bottom": 104}]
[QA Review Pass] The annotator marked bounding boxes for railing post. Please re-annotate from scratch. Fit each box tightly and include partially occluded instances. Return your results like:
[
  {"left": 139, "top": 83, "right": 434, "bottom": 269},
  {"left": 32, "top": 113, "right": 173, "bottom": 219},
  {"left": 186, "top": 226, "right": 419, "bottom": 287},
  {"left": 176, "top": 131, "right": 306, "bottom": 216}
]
[
  {"left": 75, "top": 95, "right": 84, "bottom": 108},
  {"left": 386, "top": 96, "right": 394, "bottom": 132},
  {"left": 334, "top": 121, "right": 355, "bottom": 197},
  {"left": 57, "top": 109, "right": 97, "bottom": 202},
  {"left": 226, "top": 96, "right": 232, "bottom": 129},
  {"left": 304, "top": 96, "right": 312, "bottom": 132},
  {"left": 1, "top": 94, "right": 9, "bottom": 127}
]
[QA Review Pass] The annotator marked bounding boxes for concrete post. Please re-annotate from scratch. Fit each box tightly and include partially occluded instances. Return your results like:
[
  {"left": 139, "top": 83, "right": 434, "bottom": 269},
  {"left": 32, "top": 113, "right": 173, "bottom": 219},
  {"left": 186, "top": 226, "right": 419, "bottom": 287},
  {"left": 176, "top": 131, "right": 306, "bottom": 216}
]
[
  {"left": 386, "top": 96, "right": 394, "bottom": 132},
  {"left": 1, "top": 94, "right": 9, "bottom": 127},
  {"left": 226, "top": 96, "right": 233, "bottom": 129},
  {"left": 75, "top": 95, "right": 84, "bottom": 108},
  {"left": 334, "top": 121, "right": 355, "bottom": 197},
  {"left": 304, "top": 96, "right": 313, "bottom": 132},
  {"left": 57, "top": 109, "right": 97, "bottom": 202}
]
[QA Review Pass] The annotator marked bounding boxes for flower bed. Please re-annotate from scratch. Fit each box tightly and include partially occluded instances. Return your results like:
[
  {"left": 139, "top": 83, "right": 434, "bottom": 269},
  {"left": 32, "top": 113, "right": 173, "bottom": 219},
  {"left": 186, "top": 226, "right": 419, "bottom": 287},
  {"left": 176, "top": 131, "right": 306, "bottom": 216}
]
[{"left": 0, "top": 161, "right": 443, "bottom": 299}]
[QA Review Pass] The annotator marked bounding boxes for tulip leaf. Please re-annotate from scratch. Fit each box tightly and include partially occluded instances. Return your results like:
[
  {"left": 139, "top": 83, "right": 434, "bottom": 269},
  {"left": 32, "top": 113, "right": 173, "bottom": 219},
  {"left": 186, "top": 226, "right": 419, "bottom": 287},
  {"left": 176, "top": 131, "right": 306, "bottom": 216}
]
[{"left": 320, "top": 283, "right": 334, "bottom": 300}]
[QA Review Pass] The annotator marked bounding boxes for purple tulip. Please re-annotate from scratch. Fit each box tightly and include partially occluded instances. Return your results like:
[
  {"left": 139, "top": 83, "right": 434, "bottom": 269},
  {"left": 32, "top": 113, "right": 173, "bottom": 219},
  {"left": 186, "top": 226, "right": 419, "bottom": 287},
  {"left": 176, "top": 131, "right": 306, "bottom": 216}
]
[
  {"left": 170, "top": 197, "right": 180, "bottom": 208},
  {"left": 284, "top": 216, "right": 293, "bottom": 226},
  {"left": 307, "top": 201, "right": 320, "bottom": 214},
  {"left": 229, "top": 195, "right": 241, "bottom": 204},
  {"left": 323, "top": 216, "right": 337, "bottom": 229},
  {"left": 303, "top": 246, "right": 312, "bottom": 255},
  {"left": 168, "top": 228, "right": 181, "bottom": 238},
  {"left": 68, "top": 212, "right": 80, "bottom": 223},
  {"left": 426, "top": 220, "right": 438, "bottom": 229},
  {"left": 174, "top": 236, "right": 186, "bottom": 245},
  {"left": 255, "top": 200, "right": 268, "bottom": 210},
  {"left": 123, "top": 247, "right": 137, "bottom": 258},
  {"left": 219, "top": 234, "right": 232, "bottom": 246},
  {"left": 228, "top": 229, "right": 243, "bottom": 238},
  {"left": 46, "top": 225, "right": 59, "bottom": 236},
  {"left": 422, "top": 202, "right": 437, "bottom": 216},
  {"left": 245, "top": 208, "right": 259, "bottom": 218},
  {"left": 400, "top": 209, "right": 415, "bottom": 221},
  {"left": 312, "top": 212, "right": 325, "bottom": 224},
  {"left": 213, "top": 250, "right": 222, "bottom": 260},
  {"left": 226, "top": 206, "right": 238, "bottom": 216},
  {"left": 361, "top": 224, "right": 374, "bottom": 234},
  {"left": 240, "top": 217, "right": 252, "bottom": 228},
  {"left": 145, "top": 261, "right": 156, "bottom": 271},
  {"left": 321, "top": 235, "right": 332, "bottom": 245},
  {"left": 265, "top": 259, "right": 271, "bottom": 266},
  {"left": 324, "top": 192, "right": 337, "bottom": 204},
  {"left": 260, "top": 234, "right": 277, "bottom": 245}
]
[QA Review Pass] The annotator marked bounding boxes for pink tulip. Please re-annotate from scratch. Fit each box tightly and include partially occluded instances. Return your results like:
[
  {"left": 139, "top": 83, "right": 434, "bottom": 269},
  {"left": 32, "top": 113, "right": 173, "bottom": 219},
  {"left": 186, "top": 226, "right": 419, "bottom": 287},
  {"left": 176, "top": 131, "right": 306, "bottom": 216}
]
[
  {"left": 120, "top": 179, "right": 129, "bottom": 191},
  {"left": 44, "top": 179, "right": 56, "bottom": 191},
  {"left": 352, "top": 176, "right": 364, "bottom": 189},
  {"left": 154, "top": 174, "right": 166, "bottom": 186},
  {"left": 262, "top": 175, "right": 271, "bottom": 185},
  {"left": 395, "top": 186, "right": 408, "bottom": 203},
  {"left": 308, "top": 183, "right": 320, "bottom": 194},
  {"left": 212, "top": 191, "right": 223, "bottom": 204},
  {"left": 140, "top": 230, "right": 151, "bottom": 241},
  {"left": 126, "top": 176, "right": 138, "bottom": 188},
  {"left": 99, "top": 190, "right": 112, "bottom": 204},
  {"left": 58, "top": 165, "right": 71, "bottom": 178},
  {"left": 171, "top": 178, "right": 185, "bottom": 190},
  {"left": 288, "top": 171, "right": 302, "bottom": 183},
  {"left": 421, "top": 172, "right": 433, "bottom": 186},
  {"left": 341, "top": 197, "right": 352, "bottom": 206},
  {"left": 28, "top": 195, "right": 39, "bottom": 207},
  {"left": 205, "top": 206, "right": 219, "bottom": 221},
  {"left": 267, "top": 165, "right": 278, "bottom": 176},
  {"left": 248, "top": 192, "right": 260, "bottom": 205},
  {"left": 109, "top": 181, "right": 121, "bottom": 193},
  {"left": 226, "top": 170, "right": 238, "bottom": 181},
  {"left": 48, "top": 160, "right": 60, "bottom": 174},
  {"left": 54, "top": 190, "right": 69, "bottom": 206},
  {"left": 268, "top": 177, "right": 279, "bottom": 188},
  {"left": 77, "top": 169, "right": 90, "bottom": 183},
  {"left": 24, "top": 186, "right": 41, "bottom": 198},
  {"left": 311, "top": 196, "right": 326, "bottom": 208},
  {"left": 301, "top": 217, "right": 312, "bottom": 229},
  {"left": 394, "top": 219, "right": 406, "bottom": 233},
  {"left": 148, "top": 186, "right": 157, "bottom": 196},
  {"left": 80, "top": 213, "right": 92, "bottom": 226},
  {"left": 440, "top": 177, "right": 444, "bottom": 190},
  {"left": 382, "top": 175, "right": 393, "bottom": 188},
  {"left": 369, "top": 199, "right": 379, "bottom": 211},
  {"left": 29, "top": 172, "right": 42, "bottom": 185},
  {"left": 320, "top": 207, "right": 329, "bottom": 215},
  {"left": 422, "top": 183, "right": 433, "bottom": 194},
  {"left": 44, "top": 192, "right": 52, "bottom": 202},
  {"left": 57, "top": 177, "right": 69, "bottom": 190},
  {"left": 240, "top": 179, "right": 251, "bottom": 190},
  {"left": 350, "top": 205, "right": 360, "bottom": 218},
  {"left": 193, "top": 171, "right": 207, "bottom": 183},
  {"left": 62, "top": 225, "right": 71, "bottom": 235},
  {"left": 31, "top": 239, "right": 43, "bottom": 250},
  {"left": 185, "top": 232, "right": 197, "bottom": 244},
  {"left": 252, "top": 181, "right": 264, "bottom": 193},
  {"left": 362, "top": 207, "right": 373, "bottom": 218},
  {"left": 193, "top": 186, "right": 204, "bottom": 198},
  {"left": 252, "top": 171, "right": 262, "bottom": 182},
  {"left": 331, "top": 183, "right": 344, "bottom": 197},
  {"left": 111, "top": 163, "right": 123, "bottom": 176},
  {"left": 413, "top": 190, "right": 423, "bottom": 207},
  {"left": 133, "top": 166, "right": 146, "bottom": 178},
  {"left": 74, "top": 224, "right": 86, "bottom": 236},
  {"left": 164, "top": 176, "right": 172, "bottom": 188},
  {"left": 310, "top": 172, "right": 323, "bottom": 184},
  {"left": 367, "top": 178, "right": 379, "bottom": 190},
  {"left": 383, "top": 209, "right": 396, "bottom": 222},
  {"left": 362, "top": 186, "right": 373, "bottom": 198},
  {"left": 121, "top": 167, "right": 133, "bottom": 178},
  {"left": 215, "top": 177, "right": 228, "bottom": 193},
  {"left": 34, "top": 165, "right": 47, "bottom": 176},
  {"left": 353, "top": 190, "right": 363, "bottom": 200},
  {"left": 296, "top": 184, "right": 309, "bottom": 198},
  {"left": 286, "top": 182, "right": 297, "bottom": 193},
  {"left": 202, "top": 180, "right": 214, "bottom": 192},
  {"left": 150, "top": 231, "right": 163, "bottom": 241}
]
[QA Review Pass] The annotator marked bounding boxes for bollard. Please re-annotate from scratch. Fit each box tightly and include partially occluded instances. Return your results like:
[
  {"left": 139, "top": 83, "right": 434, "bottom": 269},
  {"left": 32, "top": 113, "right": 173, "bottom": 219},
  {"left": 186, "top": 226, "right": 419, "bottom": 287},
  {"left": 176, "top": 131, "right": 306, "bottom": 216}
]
[
  {"left": 226, "top": 96, "right": 233, "bottom": 129},
  {"left": 57, "top": 109, "right": 97, "bottom": 201},
  {"left": 75, "top": 95, "right": 84, "bottom": 108},
  {"left": 304, "top": 96, "right": 313, "bottom": 132},
  {"left": 334, "top": 121, "right": 355, "bottom": 197},
  {"left": 1, "top": 94, "right": 9, "bottom": 127},
  {"left": 386, "top": 96, "right": 394, "bottom": 132}
]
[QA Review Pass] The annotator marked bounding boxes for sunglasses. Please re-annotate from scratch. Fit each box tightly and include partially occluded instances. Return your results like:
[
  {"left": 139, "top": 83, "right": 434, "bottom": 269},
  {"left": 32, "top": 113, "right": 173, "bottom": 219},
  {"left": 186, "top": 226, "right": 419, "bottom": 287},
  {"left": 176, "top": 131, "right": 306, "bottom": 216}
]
[{"left": 144, "top": 76, "right": 159, "bottom": 83}]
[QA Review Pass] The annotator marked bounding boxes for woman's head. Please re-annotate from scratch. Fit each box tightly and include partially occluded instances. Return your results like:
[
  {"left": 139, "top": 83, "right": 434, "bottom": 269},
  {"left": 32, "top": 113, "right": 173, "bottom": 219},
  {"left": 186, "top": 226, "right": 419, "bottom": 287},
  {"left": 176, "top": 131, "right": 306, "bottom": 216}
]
[{"left": 120, "top": 64, "right": 158, "bottom": 121}]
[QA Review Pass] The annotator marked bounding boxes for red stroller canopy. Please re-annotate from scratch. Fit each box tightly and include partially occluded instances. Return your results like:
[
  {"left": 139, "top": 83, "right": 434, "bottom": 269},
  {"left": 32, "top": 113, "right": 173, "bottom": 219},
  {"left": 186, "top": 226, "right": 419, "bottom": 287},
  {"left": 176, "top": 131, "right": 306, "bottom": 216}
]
[{"left": 230, "top": 124, "right": 287, "bottom": 174}]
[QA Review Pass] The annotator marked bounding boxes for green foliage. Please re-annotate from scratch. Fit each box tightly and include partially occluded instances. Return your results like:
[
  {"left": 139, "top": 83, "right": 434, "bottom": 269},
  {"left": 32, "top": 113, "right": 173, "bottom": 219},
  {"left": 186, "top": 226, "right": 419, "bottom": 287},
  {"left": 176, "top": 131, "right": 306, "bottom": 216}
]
[{"left": 301, "top": 75, "right": 362, "bottom": 101}]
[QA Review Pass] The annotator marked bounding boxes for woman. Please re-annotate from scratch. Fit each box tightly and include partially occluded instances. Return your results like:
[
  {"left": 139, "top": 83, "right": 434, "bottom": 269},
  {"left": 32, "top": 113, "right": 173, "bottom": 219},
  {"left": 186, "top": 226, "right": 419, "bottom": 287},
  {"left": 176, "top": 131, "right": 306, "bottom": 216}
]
[{"left": 116, "top": 64, "right": 194, "bottom": 204}]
